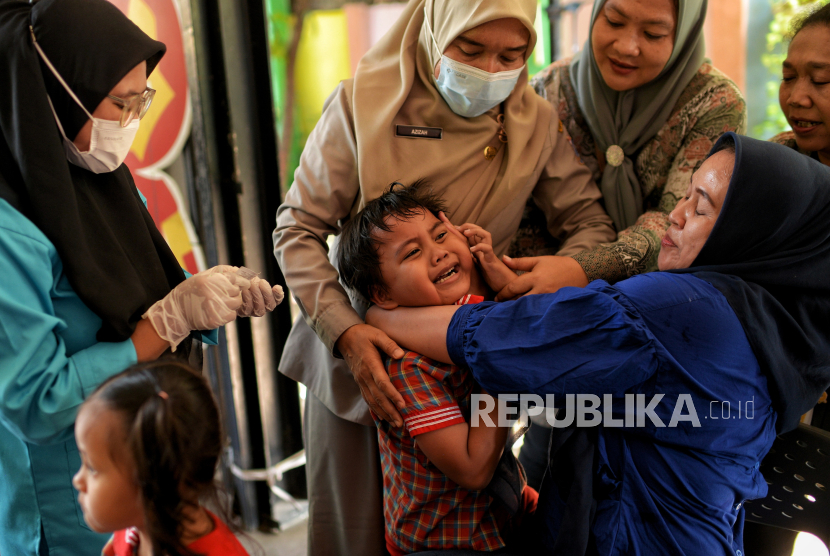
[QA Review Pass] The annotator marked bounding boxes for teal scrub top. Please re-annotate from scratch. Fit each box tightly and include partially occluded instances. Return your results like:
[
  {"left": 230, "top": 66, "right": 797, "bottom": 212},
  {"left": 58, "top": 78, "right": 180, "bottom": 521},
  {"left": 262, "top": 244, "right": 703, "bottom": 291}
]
[{"left": 0, "top": 196, "right": 216, "bottom": 555}]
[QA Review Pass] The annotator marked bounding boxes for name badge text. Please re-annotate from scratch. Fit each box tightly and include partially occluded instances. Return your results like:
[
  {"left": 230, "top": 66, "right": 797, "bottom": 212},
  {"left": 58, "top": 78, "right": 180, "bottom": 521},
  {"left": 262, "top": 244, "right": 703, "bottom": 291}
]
[{"left": 396, "top": 125, "right": 442, "bottom": 140}]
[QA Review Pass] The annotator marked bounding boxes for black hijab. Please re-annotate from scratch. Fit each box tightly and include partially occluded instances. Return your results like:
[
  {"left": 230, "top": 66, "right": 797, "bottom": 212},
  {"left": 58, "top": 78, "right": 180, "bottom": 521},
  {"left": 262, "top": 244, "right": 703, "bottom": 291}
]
[
  {"left": 677, "top": 132, "right": 830, "bottom": 434},
  {"left": 535, "top": 133, "right": 830, "bottom": 555},
  {"left": 0, "top": 0, "right": 186, "bottom": 342}
]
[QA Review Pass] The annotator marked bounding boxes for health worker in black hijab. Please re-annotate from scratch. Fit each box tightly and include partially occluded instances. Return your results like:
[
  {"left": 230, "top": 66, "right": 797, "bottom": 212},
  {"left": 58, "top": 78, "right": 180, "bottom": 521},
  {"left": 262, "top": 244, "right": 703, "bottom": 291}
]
[{"left": 0, "top": 0, "right": 282, "bottom": 553}]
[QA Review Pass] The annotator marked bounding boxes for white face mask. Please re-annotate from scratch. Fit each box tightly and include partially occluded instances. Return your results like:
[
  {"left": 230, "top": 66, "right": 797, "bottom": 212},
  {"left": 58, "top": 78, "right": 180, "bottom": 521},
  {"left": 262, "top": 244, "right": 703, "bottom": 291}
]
[
  {"left": 49, "top": 101, "right": 140, "bottom": 174},
  {"left": 424, "top": 11, "right": 525, "bottom": 118},
  {"left": 434, "top": 56, "right": 524, "bottom": 118},
  {"left": 32, "top": 27, "right": 140, "bottom": 174}
]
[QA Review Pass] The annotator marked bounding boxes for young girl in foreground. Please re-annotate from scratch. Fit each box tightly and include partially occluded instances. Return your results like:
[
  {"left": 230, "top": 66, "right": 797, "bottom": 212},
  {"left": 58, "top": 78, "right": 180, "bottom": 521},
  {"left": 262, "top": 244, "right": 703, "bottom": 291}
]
[{"left": 73, "top": 360, "right": 249, "bottom": 556}]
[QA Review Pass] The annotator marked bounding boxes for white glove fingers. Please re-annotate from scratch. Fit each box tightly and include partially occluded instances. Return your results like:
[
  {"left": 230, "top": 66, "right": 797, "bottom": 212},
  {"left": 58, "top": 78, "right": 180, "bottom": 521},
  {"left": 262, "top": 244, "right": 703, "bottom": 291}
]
[
  {"left": 256, "top": 279, "right": 276, "bottom": 312},
  {"left": 272, "top": 284, "right": 285, "bottom": 306},
  {"left": 239, "top": 287, "right": 254, "bottom": 317},
  {"left": 250, "top": 279, "right": 267, "bottom": 316}
]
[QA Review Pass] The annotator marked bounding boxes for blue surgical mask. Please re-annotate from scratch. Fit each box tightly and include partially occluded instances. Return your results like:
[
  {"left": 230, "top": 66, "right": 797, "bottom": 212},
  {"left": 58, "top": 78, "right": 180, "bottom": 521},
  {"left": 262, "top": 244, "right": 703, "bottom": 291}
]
[{"left": 424, "top": 12, "right": 525, "bottom": 118}]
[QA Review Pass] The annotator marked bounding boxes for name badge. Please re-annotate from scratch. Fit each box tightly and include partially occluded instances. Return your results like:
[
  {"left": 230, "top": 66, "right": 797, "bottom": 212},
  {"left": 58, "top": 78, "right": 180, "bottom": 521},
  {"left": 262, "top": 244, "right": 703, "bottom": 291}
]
[{"left": 396, "top": 125, "right": 442, "bottom": 140}]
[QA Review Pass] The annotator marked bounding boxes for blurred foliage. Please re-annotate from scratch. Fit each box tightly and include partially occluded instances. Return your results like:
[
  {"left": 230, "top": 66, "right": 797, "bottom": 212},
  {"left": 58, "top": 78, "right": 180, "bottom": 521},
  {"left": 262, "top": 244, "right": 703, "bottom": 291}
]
[{"left": 755, "top": 0, "right": 829, "bottom": 138}]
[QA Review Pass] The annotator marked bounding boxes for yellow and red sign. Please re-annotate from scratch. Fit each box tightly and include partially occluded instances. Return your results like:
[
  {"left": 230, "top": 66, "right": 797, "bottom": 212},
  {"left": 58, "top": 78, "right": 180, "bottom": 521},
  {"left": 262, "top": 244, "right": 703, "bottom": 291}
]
[{"left": 109, "top": 0, "right": 204, "bottom": 275}]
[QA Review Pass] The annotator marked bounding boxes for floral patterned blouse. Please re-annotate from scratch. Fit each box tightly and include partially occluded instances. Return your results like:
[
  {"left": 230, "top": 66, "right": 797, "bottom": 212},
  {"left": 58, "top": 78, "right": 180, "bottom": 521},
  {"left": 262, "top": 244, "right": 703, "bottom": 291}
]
[{"left": 509, "top": 58, "right": 747, "bottom": 283}]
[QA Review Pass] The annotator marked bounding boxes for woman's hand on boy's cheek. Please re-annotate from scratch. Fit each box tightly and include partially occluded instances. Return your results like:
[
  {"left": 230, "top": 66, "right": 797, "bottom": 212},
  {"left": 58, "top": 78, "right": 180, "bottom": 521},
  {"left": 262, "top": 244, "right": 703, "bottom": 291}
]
[
  {"left": 471, "top": 243, "right": 518, "bottom": 294},
  {"left": 495, "top": 255, "right": 589, "bottom": 301}
]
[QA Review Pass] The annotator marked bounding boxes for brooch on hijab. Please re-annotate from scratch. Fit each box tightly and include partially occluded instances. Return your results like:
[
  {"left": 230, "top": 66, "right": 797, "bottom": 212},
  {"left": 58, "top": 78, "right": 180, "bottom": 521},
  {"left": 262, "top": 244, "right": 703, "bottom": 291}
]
[
  {"left": 484, "top": 114, "right": 508, "bottom": 161},
  {"left": 496, "top": 114, "right": 508, "bottom": 144},
  {"left": 606, "top": 145, "right": 625, "bottom": 167}
]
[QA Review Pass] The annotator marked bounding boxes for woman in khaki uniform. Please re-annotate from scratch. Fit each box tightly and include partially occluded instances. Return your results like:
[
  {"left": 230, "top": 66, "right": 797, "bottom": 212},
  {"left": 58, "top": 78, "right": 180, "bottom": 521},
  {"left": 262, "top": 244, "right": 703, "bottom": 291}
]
[{"left": 273, "top": 0, "right": 615, "bottom": 553}]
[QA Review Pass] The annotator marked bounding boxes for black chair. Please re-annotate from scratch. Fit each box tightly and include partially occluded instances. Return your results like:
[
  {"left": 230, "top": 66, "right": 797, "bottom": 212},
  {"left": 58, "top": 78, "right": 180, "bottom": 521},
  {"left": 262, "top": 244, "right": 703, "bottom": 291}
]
[{"left": 744, "top": 423, "right": 830, "bottom": 547}]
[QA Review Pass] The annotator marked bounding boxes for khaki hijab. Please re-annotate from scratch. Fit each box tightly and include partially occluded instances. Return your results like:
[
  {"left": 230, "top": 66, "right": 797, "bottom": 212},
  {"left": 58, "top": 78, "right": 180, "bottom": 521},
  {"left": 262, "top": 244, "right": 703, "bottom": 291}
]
[{"left": 350, "top": 0, "right": 551, "bottom": 230}]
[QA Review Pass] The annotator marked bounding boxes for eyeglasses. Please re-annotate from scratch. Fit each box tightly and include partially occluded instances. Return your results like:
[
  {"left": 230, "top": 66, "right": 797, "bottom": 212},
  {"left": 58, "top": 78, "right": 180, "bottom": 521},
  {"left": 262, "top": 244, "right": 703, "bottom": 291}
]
[{"left": 107, "top": 88, "right": 156, "bottom": 127}]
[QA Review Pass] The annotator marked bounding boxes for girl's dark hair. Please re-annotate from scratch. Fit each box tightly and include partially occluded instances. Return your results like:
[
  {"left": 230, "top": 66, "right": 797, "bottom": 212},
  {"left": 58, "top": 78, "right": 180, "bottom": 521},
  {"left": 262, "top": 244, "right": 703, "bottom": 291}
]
[
  {"left": 337, "top": 179, "right": 447, "bottom": 301},
  {"left": 87, "top": 360, "right": 223, "bottom": 556},
  {"left": 791, "top": 2, "right": 830, "bottom": 39}
]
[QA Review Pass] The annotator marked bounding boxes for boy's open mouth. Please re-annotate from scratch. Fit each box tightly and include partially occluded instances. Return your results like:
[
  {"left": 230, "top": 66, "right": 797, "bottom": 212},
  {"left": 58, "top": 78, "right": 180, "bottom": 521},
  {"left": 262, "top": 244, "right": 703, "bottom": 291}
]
[{"left": 434, "top": 265, "right": 459, "bottom": 284}]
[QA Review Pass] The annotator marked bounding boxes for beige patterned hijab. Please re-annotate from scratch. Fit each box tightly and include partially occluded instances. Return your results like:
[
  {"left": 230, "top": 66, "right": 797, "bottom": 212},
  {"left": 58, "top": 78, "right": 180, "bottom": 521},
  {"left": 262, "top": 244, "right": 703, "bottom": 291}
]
[{"left": 350, "top": 0, "right": 551, "bottom": 229}]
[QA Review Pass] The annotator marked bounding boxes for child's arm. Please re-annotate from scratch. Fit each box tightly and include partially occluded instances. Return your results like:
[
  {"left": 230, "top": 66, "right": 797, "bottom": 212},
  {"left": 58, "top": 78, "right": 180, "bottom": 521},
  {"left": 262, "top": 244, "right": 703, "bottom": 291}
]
[
  {"left": 414, "top": 396, "right": 508, "bottom": 491},
  {"left": 389, "top": 354, "right": 508, "bottom": 491},
  {"left": 457, "top": 223, "right": 518, "bottom": 293}
]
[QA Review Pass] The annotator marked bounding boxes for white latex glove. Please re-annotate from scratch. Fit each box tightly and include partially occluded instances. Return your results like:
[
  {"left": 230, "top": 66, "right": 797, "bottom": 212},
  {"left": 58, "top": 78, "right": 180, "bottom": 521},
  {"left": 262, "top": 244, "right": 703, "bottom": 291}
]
[
  {"left": 200, "top": 266, "right": 284, "bottom": 317},
  {"left": 142, "top": 266, "right": 250, "bottom": 351},
  {"left": 238, "top": 276, "right": 285, "bottom": 317}
]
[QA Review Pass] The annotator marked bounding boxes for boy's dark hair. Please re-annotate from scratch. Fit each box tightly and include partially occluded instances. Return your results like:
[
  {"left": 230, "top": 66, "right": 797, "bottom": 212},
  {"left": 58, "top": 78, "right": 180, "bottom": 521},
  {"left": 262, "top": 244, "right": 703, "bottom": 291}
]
[
  {"left": 87, "top": 360, "right": 223, "bottom": 556},
  {"left": 792, "top": 2, "right": 830, "bottom": 39},
  {"left": 337, "top": 179, "right": 447, "bottom": 301}
]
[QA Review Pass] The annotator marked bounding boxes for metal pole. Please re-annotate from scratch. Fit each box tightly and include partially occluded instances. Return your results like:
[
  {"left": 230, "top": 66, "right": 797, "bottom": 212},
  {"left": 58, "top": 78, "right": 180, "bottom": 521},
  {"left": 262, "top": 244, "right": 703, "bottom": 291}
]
[
  {"left": 213, "top": 0, "right": 304, "bottom": 527},
  {"left": 185, "top": 0, "right": 272, "bottom": 528}
]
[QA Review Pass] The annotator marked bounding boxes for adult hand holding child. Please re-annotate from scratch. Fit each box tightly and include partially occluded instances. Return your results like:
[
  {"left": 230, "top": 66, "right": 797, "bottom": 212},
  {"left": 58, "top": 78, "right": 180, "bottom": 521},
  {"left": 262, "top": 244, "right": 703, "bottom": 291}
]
[
  {"left": 440, "top": 211, "right": 587, "bottom": 300},
  {"left": 335, "top": 325, "right": 406, "bottom": 427},
  {"left": 495, "top": 255, "right": 590, "bottom": 301},
  {"left": 337, "top": 205, "right": 518, "bottom": 432}
]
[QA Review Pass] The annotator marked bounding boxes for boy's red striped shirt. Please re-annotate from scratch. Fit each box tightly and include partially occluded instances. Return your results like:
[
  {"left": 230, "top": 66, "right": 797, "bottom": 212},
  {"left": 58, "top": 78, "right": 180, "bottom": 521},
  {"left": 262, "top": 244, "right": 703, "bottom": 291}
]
[{"left": 374, "top": 294, "right": 508, "bottom": 556}]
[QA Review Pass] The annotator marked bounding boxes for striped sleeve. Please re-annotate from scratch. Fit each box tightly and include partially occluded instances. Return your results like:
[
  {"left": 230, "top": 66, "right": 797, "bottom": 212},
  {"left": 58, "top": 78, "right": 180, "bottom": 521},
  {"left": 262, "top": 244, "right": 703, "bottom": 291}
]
[
  {"left": 404, "top": 404, "right": 465, "bottom": 436},
  {"left": 388, "top": 353, "right": 466, "bottom": 437}
]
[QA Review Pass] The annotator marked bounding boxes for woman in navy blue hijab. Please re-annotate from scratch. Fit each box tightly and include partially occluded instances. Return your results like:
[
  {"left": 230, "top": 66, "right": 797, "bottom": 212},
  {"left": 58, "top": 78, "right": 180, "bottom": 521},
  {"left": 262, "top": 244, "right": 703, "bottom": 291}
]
[{"left": 368, "top": 132, "right": 830, "bottom": 555}]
